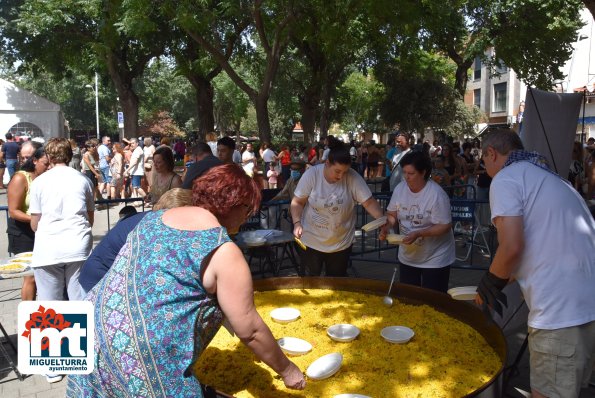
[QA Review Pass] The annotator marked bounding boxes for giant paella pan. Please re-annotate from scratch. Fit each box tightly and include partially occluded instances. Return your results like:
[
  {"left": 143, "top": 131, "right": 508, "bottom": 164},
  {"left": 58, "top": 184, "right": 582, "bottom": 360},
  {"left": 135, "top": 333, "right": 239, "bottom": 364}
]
[{"left": 194, "top": 277, "right": 507, "bottom": 398}]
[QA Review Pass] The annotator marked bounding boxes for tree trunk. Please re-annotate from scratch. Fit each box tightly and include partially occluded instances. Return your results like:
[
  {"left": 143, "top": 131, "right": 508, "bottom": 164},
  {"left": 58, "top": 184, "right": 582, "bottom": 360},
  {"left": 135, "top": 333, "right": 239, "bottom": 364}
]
[
  {"left": 299, "top": 91, "right": 319, "bottom": 143},
  {"left": 256, "top": 93, "right": 272, "bottom": 143},
  {"left": 105, "top": 53, "right": 139, "bottom": 138},
  {"left": 119, "top": 92, "right": 139, "bottom": 139},
  {"left": 454, "top": 60, "right": 473, "bottom": 98},
  {"left": 319, "top": 81, "right": 332, "bottom": 137},
  {"left": 192, "top": 77, "right": 215, "bottom": 137}
]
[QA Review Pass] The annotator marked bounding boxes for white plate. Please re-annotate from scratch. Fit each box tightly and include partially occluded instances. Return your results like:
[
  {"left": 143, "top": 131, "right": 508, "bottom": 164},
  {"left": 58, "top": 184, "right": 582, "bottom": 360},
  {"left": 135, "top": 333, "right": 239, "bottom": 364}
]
[
  {"left": 361, "top": 216, "right": 387, "bottom": 232},
  {"left": 278, "top": 337, "right": 312, "bottom": 356},
  {"left": 334, "top": 395, "right": 372, "bottom": 398},
  {"left": 244, "top": 237, "right": 266, "bottom": 247},
  {"left": 386, "top": 234, "right": 406, "bottom": 245},
  {"left": 381, "top": 326, "right": 415, "bottom": 344},
  {"left": 447, "top": 286, "right": 478, "bottom": 301},
  {"left": 270, "top": 307, "right": 301, "bottom": 323},
  {"left": 15, "top": 252, "right": 33, "bottom": 259},
  {"left": 327, "top": 324, "right": 360, "bottom": 342},
  {"left": 306, "top": 352, "right": 343, "bottom": 380}
]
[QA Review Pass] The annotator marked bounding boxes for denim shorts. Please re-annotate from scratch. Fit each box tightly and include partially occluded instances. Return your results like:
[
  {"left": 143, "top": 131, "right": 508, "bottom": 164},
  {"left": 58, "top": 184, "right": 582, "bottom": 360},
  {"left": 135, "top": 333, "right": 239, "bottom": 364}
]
[
  {"left": 99, "top": 166, "right": 111, "bottom": 183},
  {"left": 131, "top": 175, "right": 142, "bottom": 188}
]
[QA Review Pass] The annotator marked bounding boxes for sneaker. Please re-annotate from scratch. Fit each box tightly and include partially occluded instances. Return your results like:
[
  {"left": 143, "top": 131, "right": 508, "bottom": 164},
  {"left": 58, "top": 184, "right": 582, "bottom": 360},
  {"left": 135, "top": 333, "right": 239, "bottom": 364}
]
[{"left": 45, "top": 373, "right": 64, "bottom": 383}]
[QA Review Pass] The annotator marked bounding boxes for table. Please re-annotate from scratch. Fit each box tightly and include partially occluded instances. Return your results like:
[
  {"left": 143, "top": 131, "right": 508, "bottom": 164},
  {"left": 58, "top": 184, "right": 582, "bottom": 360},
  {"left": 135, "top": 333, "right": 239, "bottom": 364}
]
[{"left": 234, "top": 230, "right": 301, "bottom": 276}]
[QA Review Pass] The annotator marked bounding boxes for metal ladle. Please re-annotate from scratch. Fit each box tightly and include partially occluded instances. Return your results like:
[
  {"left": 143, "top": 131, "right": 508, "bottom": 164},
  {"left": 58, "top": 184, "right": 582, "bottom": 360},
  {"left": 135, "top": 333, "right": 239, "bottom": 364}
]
[{"left": 383, "top": 267, "right": 398, "bottom": 307}]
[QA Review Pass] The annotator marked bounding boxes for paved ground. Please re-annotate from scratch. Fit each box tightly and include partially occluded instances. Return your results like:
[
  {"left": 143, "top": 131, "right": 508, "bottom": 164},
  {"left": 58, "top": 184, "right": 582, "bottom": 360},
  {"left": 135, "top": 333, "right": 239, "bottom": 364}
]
[{"left": 0, "top": 189, "right": 593, "bottom": 398}]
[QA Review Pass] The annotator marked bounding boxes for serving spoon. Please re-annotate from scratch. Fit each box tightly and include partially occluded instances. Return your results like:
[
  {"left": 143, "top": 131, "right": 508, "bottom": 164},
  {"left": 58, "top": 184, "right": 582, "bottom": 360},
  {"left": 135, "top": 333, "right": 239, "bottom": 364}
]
[{"left": 383, "top": 267, "right": 398, "bottom": 307}]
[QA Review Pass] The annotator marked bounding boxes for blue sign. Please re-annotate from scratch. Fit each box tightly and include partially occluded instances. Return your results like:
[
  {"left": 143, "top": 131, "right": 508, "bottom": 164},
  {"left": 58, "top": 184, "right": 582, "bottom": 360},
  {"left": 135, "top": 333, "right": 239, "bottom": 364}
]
[{"left": 117, "top": 112, "right": 124, "bottom": 128}]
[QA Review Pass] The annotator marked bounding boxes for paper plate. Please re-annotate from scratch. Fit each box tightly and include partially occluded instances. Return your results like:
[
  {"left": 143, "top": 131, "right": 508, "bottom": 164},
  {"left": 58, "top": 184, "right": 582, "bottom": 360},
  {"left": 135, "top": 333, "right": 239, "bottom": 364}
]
[
  {"left": 327, "top": 324, "right": 360, "bottom": 342},
  {"left": 270, "top": 307, "right": 301, "bottom": 323},
  {"left": 244, "top": 237, "right": 266, "bottom": 247},
  {"left": 306, "top": 352, "right": 343, "bottom": 380},
  {"left": 386, "top": 234, "right": 406, "bottom": 245},
  {"left": 334, "top": 395, "right": 372, "bottom": 398},
  {"left": 0, "top": 263, "right": 27, "bottom": 274},
  {"left": 381, "top": 326, "right": 415, "bottom": 344},
  {"left": 447, "top": 286, "right": 478, "bottom": 301},
  {"left": 278, "top": 337, "right": 312, "bottom": 356},
  {"left": 361, "top": 216, "right": 387, "bottom": 232}
]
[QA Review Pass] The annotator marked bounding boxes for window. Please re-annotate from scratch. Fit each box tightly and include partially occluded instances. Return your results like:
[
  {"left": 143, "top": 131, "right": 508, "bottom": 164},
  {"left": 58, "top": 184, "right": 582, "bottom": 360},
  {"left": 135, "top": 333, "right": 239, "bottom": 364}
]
[
  {"left": 473, "top": 89, "right": 481, "bottom": 108},
  {"left": 493, "top": 83, "right": 507, "bottom": 112},
  {"left": 8, "top": 122, "right": 43, "bottom": 138},
  {"left": 495, "top": 59, "right": 507, "bottom": 74},
  {"left": 473, "top": 56, "right": 481, "bottom": 80}
]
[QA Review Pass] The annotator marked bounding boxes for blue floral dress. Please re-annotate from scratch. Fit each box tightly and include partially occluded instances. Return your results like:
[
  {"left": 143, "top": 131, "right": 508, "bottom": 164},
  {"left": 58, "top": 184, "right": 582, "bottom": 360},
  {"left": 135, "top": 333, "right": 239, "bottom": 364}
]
[{"left": 67, "top": 210, "right": 231, "bottom": 397}]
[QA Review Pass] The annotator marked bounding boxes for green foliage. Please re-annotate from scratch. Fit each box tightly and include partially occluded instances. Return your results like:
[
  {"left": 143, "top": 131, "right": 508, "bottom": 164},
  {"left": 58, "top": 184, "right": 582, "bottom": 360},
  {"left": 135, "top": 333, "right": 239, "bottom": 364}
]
[
  {"left": 214, "top": 72, "right": 250, "bottom": 133},
  {"left": 419, "top": 0, "right": 584, "bottom": 93},
  {"left": 136, "top": 58, "right": 197, "bottom": 132},
  {"left": 335, "top": 71, "right": 384, "bottom": 134}
]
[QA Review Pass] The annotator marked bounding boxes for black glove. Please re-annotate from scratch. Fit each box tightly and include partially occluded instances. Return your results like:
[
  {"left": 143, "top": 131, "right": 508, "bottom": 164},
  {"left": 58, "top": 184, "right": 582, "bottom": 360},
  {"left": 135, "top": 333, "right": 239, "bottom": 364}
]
[{"left": 477, "top": 271, "right": 508, "bottom": 318}]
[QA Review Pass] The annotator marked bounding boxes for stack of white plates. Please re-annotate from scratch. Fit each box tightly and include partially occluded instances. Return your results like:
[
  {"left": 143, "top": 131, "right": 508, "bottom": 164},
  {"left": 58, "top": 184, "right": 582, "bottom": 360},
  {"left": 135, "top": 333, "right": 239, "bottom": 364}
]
[
  {"left": 361, "top": 216, "right": 387, "bottom": 232},
  {"left": 447, "top": 286, "right": 478, "bottom": 301},
  {"left": 381, "top": 326, "right": 414, "bottom": 344},
  {"left": 386, "top": 234, "right": 406, "bottom": 245}
]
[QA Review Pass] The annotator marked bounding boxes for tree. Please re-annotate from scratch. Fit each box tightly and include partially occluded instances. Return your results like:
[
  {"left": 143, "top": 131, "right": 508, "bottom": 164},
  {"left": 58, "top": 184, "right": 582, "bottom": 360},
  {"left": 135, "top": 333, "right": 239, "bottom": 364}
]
[
  {"left": 213, "top": 73, "right": 249, "bottom": 134},
  {"left": 3, "top": 0, "right": 167, "bottom": 137},
  {"left": 420, "top": 0, "right": 583, "bottom": 95},
  {"left": 174, "top": 0, "right": 296, "bottom": 143},
  {"left": 138, "top": 110, "right": 184, "bottom": 138},
  {"left": 377, "top": 49, "right": 461, "bottom": 138},
  {"left": 335, "top": 71, "right": 384, "bottom": 135}
]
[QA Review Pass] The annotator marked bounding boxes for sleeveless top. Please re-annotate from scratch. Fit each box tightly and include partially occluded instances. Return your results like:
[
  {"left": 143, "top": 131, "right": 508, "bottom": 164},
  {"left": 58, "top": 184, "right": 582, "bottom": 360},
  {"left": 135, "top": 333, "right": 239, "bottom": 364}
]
[
  {"left": 150, "top": 172, "right": 177, "bottom": 204},
  {"left": 66, "top": 210, "right": 232, "bottom": 398},
  {"left": 16, "top": 170, "right": 33, "bottom": 214},
  {"left": 82, "top": 152, "right": 96, "bottom": 172}
]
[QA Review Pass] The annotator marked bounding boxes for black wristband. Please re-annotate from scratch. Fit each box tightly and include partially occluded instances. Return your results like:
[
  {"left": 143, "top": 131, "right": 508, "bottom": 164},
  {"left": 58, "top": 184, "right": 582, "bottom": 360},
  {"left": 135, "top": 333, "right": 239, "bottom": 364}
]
[
  {"left": 485, "top": 271, "right": 508, "bottom": 291},
  {"left": 293, "top": 220, "right": 301, "bottom": 225}
]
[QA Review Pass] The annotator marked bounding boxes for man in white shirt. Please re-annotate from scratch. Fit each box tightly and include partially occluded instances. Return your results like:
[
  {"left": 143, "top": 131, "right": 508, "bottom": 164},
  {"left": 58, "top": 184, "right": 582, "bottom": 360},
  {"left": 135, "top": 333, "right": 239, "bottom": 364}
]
[
  {"left": 124, "top": 138, "right": 146, "bottom": 200},
  {"left": 477, "top": 129, "right": 595, "bottom": 398},
  {"left": 242, "top": 143, "right": 256, "bottom": 177},
  {"left": 389, "top": 133, "right": 411, "bottom": 191}
]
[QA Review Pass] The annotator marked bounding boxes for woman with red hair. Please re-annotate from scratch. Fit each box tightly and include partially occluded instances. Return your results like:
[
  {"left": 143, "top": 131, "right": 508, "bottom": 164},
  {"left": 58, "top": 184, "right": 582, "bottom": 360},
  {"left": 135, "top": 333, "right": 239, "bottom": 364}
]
[{"left": 68, "top": 164, "right": 305, "bottom": 397}]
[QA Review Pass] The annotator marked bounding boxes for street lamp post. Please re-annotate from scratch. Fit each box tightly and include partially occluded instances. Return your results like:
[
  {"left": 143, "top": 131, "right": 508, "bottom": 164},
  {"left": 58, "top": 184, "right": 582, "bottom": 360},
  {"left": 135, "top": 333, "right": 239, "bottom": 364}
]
[{"left": 86, "top": 72, "right": 100, "bottom": 139}]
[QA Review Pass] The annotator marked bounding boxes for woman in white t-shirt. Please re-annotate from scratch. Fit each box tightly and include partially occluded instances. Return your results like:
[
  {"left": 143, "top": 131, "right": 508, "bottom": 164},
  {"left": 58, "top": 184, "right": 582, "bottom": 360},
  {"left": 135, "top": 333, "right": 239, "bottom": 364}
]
[
  {"left": 291, "top": 142, "right": 384, "bottom": 276},
  {"left": 29, "top": 138, "right": 94, "bottom": 303},
  {"left": 380, "top": 151, "right": 455, "bottom": 292}
]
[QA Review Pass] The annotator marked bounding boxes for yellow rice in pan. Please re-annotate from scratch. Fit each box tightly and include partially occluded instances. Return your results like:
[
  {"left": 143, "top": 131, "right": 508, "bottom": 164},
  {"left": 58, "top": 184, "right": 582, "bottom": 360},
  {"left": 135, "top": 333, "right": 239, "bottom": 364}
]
[{"left": 194, "top": 289, "right": 501, "bottom": 398}]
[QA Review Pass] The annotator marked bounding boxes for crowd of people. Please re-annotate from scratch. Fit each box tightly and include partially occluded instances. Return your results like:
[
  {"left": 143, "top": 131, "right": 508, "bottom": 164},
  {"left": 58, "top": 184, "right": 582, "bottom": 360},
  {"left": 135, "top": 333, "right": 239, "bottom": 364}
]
[{"left": 2, "top": 129, "right": 594, "bottom": 397}]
